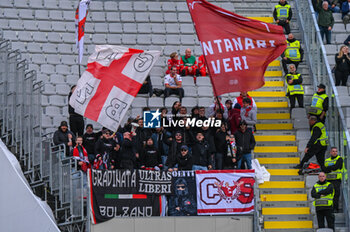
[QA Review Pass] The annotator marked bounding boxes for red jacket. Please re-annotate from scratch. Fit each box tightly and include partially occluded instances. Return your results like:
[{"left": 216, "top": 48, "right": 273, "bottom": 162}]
[
  {"left": 198, "top": 55, "right": 206, "bottom": 70},
  {"left": 236, "top": 95, "right": 253, "bottom": 107},
  {"left": 166, "top": 58, "right": 181, "bottom": 74},
  {"left": 229, "top": 108, "right": 241, "bottom": 134},
  {"left": 73, "top": 145, "right": 90, "bottom": 172}
]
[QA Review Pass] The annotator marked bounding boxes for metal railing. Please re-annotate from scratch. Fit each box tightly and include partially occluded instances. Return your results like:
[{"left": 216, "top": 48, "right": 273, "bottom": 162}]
[
  {"left": 0, "top": 36, "right": 87, "bottom": 232},
  {"left": 295, "top": 0, "right": 350, "bottom": 229}
]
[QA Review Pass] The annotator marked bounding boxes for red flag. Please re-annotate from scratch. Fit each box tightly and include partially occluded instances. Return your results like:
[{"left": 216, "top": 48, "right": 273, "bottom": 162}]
[{"left": 187, "top": 0, "right": 287, "bottom": 96}]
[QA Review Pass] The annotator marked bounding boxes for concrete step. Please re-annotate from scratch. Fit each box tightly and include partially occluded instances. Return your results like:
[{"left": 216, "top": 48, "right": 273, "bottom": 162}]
[
  {"left": 258, "top": 119, "right": 292, "bottom": 124},
  {"left": 249, "top": 91, "right": 286, "bottom": 97},
  {"left": 257, "top": 108, "right": 290, "bottom": 114},
  {"left": 262, "top": 207, "right": 310, "bottom": 215},
  {"left": 253, "top": 86, "right": 285, "bottom": 92},
  {"left": 269, "top": 175, "right": 304, "bottom": 181},
  {"left": 263, "top": 164, "right": 298, "bottom": 169},
  {"left": 255, "top": 135, "right": 295, "bottom": 141},
  {"left": 267, "top": 169, "right": 299, "bottom": 176},
  {"left": 254, "top": 130, "right": 295, "bottom": 136},
  {"left": 256, "top": 141, "right": 296, "bottom": 146},
  {"left": 254, "top": 97, "right": 287, "bottom": 102},
  {"left": 256, "top": 101, "right": 288, "bottom": 108},
  {"left": 260, "top": 193, "right": 307, "bottom": 201},
  {"left": 264, "top": 220, "right": 313, "bottom": 229},
  {"left": 256, "top": 123, "right": 293, "bottom": 130},
  {"left": 257, "top": 157, "right": 299, "bottom": 164},
  {"left": 264, "top": 80, "right": 284, "bottom": 87},
  {"left": 255, "top": 152, "right": 299, "bottom": 158},
  {"left": 259, "top": 181, "right": 304, "bottom": 189},
  {"left": 254, "top": 146, "right": 297, "bottom": 153},
  {"left": 264, "top": 214, "right": 312, "bottom": 221},
  {"left": 260, "top": 188, "right": 306, "bottom": 195},
  {"left": 261, "top": 201, "right": 309, "bottom": 208},
  {"left": 264, "top": 229, "right": 313, "bottom": 232}
]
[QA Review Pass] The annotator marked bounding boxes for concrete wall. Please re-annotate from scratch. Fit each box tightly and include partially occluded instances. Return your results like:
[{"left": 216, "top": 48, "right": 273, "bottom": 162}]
[{"left": 91, "top": 216, "right": 253, "bottom": 232}]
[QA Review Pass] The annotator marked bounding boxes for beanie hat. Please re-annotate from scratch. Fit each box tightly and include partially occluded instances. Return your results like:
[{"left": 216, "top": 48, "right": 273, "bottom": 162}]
[{"left": 233, "top": 103, "right": 241, "bottom": 109}]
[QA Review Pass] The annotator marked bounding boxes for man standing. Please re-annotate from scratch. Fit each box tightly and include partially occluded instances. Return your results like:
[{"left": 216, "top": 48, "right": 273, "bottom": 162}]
[
  {"left": 234, "top": 121, "right": 256, "bottom": 169},
  {"left": 282, "top": 33, "right": 304, "bottom": 74},
  {"left": 273, "top": 0, "right": 292, "bottom": 34},
  {"left": 240, "top": 98, "right": 257, "bottom": 133},
  {"left": 311, "top": 172, "right": 335, "bottom": 230},
  {"left": 295, "top": 116, "right": 328, "bottom": 174},
  {"left": 309, "top": 84, "right": 328, "bottom": 123},
  {"left": 285, "top": 64, "right": 304, "bottom": 110},
  {"left": 324, "top": 147, "right": 344, "bottom": 212},
  {"left": 180, "top": 48, "right": 200, "bottom": 83},
  {"left": 318, "top": 1, "right": 334, "bottom": 44},
  {"left": 164, "top": 66, "right": 185, "bottom": 102}
]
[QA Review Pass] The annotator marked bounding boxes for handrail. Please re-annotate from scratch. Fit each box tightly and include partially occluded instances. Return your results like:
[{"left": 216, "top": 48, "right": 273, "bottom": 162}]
[{"left": 295, "top": 0, "right": 350, "bottom": 228}]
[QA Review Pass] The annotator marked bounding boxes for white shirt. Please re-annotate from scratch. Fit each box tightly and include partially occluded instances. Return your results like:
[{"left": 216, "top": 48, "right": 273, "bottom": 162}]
[{"left": 164, "top": 74, "right": 182, "bottom": 87}]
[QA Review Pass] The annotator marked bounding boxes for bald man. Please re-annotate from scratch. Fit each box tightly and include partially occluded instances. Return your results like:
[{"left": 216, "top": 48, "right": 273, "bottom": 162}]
[{"left": 180, "top": 48, "right": 200, "bottom": 83}]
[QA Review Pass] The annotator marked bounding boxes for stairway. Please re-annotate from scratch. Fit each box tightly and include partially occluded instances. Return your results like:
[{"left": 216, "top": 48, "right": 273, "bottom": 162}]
[{"left": 243, "top": 15, "right": 313, "bottom": 229}]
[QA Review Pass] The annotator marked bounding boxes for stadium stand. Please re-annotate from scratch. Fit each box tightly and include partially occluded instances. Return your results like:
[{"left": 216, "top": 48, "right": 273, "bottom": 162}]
[{"left": 1, "top": 0, "right": 350, "bottom": 231}]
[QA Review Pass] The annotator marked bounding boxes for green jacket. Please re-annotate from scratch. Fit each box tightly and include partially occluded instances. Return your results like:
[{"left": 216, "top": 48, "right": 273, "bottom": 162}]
[{"left": 318, "top": 8, "right": 334, "bottom": 28}]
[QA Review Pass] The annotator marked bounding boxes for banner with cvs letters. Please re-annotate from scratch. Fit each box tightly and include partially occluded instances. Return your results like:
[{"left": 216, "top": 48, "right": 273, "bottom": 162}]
[{"left": 196, "top": 170, "right": 255, "bottom": 215}]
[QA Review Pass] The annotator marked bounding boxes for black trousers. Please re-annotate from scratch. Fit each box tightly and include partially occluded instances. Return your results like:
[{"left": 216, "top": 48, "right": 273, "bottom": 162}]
[
  {"left": 288, "top": 94, "right": 304, "bottom": 109},
  {"left": 282, "top": 58, "right": 300, "bottom": 74},
  {"left": 300, "top": 145, "right": 327, "bottom": 170},
  {"left": 335, "top": 70, "right": 348, "bottom": 86},
  {"left": 329, "top": 179, "right": 341, "bottom": 211},
  {"left": 316, "top": 208, "right": 335, "bottom": 230},
  {"left": 69, "top": 115, "right": 84, "bottom": 136},
  {"left": 164, "top": 88, "right": 184, "bottom": 100},
  {"left": 278, "top": 21, "right": 291, "bottom": 34}
]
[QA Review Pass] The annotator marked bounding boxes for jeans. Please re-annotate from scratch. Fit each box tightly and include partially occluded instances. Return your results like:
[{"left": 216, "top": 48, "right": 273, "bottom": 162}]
[
  {"left": 319, "top": 26, "right": 332, "bottom": 44},
  {"left": 192, "top": 165, "right": 208, "bottom": 170},
  {"left": 237, "top": 153, "right": 252, "bottom": 169},
  {"left": 161, "top": 156, "right": 168, "bottom": 170},
  {"left": 164, "top": 87, "right": 184, "bottom": 101},
  {"left": 329, "top": 5, "right": 340, "bottom": 13}
]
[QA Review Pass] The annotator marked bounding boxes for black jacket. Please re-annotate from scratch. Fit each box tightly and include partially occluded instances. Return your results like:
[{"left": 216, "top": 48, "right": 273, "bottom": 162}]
[
  {"left": 169, "top": 152, "right": 193, "bottom": 170},
  {"left": 94, "top": 137, "right": 117, "bottom": 157},
  {"left": 307, "top": 123, "right": 323, "bottom": 148},
  {"left": 191, "top": 139, "right": 213, "bottom": 167},
  {"left": 166, "top": 140, "right": 184, "bottom": 166},
  {"left": 119, "top": 138, "right": 136, "bottom": 162},
  {"left": 311, "top": 180, "right": 334, "bottom": 210},
  {"left": 141, "top": 145, "right": 162, "bottom": 168},
  {"left": 83, "top": 132, "right": 98, "bottom": 154},
  {"left": 335, "top": 54, "right": 350, "bottom": 73},
  {"left": 214, "top": 130, "right": 228, "bottom": 155},
  {"left": 234, "top": 129, "right": 256, "bottom": 157}
]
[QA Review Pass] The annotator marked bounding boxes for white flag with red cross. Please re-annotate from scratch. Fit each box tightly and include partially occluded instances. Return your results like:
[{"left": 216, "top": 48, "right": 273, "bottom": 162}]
[
  {"left": 75, "top": 0, "right": 90, "bottom": 64},
  {"left": 69, "top": 45, "right": 161, "bottom": 131}
]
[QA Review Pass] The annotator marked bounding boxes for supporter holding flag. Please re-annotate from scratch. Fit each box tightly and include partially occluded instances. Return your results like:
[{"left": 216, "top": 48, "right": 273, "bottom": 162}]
[{"left": 187, "top": 0, "right": 286, "bottom": 95}]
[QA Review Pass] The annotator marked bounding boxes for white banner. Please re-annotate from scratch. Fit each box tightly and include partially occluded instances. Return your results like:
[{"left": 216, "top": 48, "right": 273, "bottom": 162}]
[{"left": 195, "top": 170, "right": 255, "bottom": 215}]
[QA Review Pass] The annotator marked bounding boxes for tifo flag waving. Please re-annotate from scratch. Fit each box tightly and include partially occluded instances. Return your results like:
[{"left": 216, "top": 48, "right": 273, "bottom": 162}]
[
  {"left": 187, "top": 0, "right": 287, "bottom": 95},
  {"left": 75, "top": 0, "right": 90, "bottom": 63},
  {"left": 69, "top": 45, "right": 161, "bottom": 131}
]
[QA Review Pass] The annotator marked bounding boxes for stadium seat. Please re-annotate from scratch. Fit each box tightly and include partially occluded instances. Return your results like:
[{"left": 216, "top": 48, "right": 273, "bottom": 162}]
[
  {"left": 121, "top": 34, "right": 136, "bottom": 45},
  {"left": 198, "top": 86, "right": 214, "bottom": 97},
  {"left": 181, "top": 97, "right": 198, "bottom": 107},
  {"left": 58, "top": 1, "right": 74, "bottom": 10},
  {"left": 62, "top": 11, "right": 74, "bottom": 21},
  {"left": 0, "top": 0, "right": 13, "bottom": 7},
  {"left": 178, "top": 13, "right": 192, "bottom": 23},
  {"left": 138, "top": 23, "right": 152, "bottom": 33},
  {"left": 150, "top": 76, "right": 163, "bottom": 86},
  {"left": 133, "top": 2, "right": 147, "bottom": 11},
  {"left": 47, "top": 32, "right": 62, "bottom": 43},
  {"left": 180, "top": 35, "right": 195, "bottom": 45},
  {"left": 56, "top": 83, "right": 71, "bottom": 95},
  {"left": 181, "top": 77, "right": 195, "bottom": 86},
  {"left": 107, "top": 34, "right": 122, "bottom": 44},
  {"left": 43, "top": 1, "right": 58, "bottom": 10},
  {"left": 164, "top": 13, "right": 178, "bottom": 23},
  {"left": 166, "top": 35, "right": 181, "bottom": 45},
  {"left": 180, "top": 24, "right": 194, "bottom": 34},
  {"left": 42, "top": 115, "right": 52, "bottom": 128},
  {"left": 162, "top": 2, "right": 177, "bottom": 12},
  {"left": 106, "top": 12, "right": 120, "bottom": 22},
  {"left": 37, "top": 21, "right": 52, "bottom": 31},
  {"left": 56, "top": 64, "right": 70, "bottom": 75},
  {"left": 92, "top": 34, "right": 107, "bottom": 44},
  {"left": 32, "top": 31, "right": 48, "bottom": 42},
  {"left": 90, "top": 1, "right": 103, "bottom": 11},
  {"left": 49, "top": 95, "right": 66, "bottom": 107},
  {"left": 3, "top": 31, "right": 17, "bottom": 41},
  {"left": 151, "top": 34, "right": 166, "bottom": 45},
  {"left": 22, "top": 20, "right": 37, "bottom": 31},
  {"left": 148, "top": 97, "right": 164, "bottom": 108},
  {"left": 183, "top": 86, "right": 197, "bottom": 97},
  {"left": 65, "top": 22, "right": 75, "bottom": 32},
  {"left": 176, "top": 2, "right": 188, "bottom": 12},
  {"left": 50, "top": 74, "right": 65, "bottom": 84},
  {"left": 19, "top": 9, "right": 34, "bottom": 19},
  {"left": 137, "top": 34, "right": 151, "bottom": 45},
  {"left": 4, "top": 9, "right": 18, "bottom": 19},
  {"left": 194, "top": 46, "right": 202, "bottom": 56},
  {"left": 120, "top": 12, "right": 135, "bottom": 22},
  {"left": 41, "top": 64, "right": 55, "bottom": 74},
  {"left": 166, "top": 24, "right": 180, "bottom": 34},
  {"left": 90, "top": 12, "right": 105, "bottom": 22},
  {"left": 198, "top": 97, "right": 213, "bottom": 107},
  {"left": 149, "top": 13, "right": 164, "bottom": 23},
  {"left": 41, "top": 95, "right": 50, "bottom": 106},
  {"left": 9, "top": 20, "right": 23, "bottom": 30},
  {"left": 165, "top": 97, "right": 180, "bottom": 107},
  {"left": 163, "top": 45, "right": 179, "bottom": 56},
  {"left": 109, "top": 23, "right": 123, "bottom": 33},
  {"left": 35, "top": 10, "right": 49, "bottom": 20},
  {"left": 196, "top": 77, "right": 211, "bottom": 86},
  {"left": 61, "top": 55, "right": 76, "bottom": 65},
  {"left": 131, "top": 107, "right": 142, "bottom": 118},
  {"left": 123, "top": 23, "right": 137, "bottom": 33},
  {"left": 151, "top": 23, "right": 166, "bottom": 34},
  {"left": 132, "top": 97, "right": 147, "bottom": 107},
  {"left": 119, "top": 1, "right": 133, "bottom": 11},
  {"left": 94, "top": 23, "right": 109, "bottom": 33},
  {"left": 62, "top": 33, "right": 74, "bottom": 43},
  {"left": 27, "top": 42, "right": 43, "bottom": 53},
  {"left": 135, "top": 12, "right": 149, "bottom": 22},
  {"left": 45, "top": 106, "right": 61, "bottom": 116},
  {"left": 51, "top": 21, "right": 66, "bottom": 32},
  {"left": 104, "top": 1, "right": 118, "bottom": 11},
  {"left": 11, "top": 42, "right": 26, "bottom": 51},
  {"left": 31, "top": 54, "right": 46, "bottom": 64},
  {"left": 57, "top": 44, "right": 72, "bottom": 54},
  {"left": 147, "top": 2, "right": 162, "bottom": 12},
  {"left": 49, "top": 10, "right": 63, "bottom": 21},
  {"left": 66, "top": 75, "right": 79, "bottom": 86}
]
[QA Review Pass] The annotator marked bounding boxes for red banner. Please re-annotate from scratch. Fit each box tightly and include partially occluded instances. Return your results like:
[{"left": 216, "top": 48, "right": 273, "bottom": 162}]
[{"left": 187, "top": 0, "right": 287, "bottom": 95}]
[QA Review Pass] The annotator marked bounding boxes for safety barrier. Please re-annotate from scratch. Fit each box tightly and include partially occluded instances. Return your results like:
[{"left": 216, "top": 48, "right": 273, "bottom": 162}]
[{"left": 295, "top": 0, "right": 350, "bottom": 228}]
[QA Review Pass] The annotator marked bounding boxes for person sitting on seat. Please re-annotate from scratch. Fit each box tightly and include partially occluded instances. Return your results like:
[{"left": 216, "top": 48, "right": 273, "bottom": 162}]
[
  {"left": 166, "top": 52, "right": 181, "bottom": 75},
  {"left": 180, "top": 48, "right": 200, "bottom": 83},
  {"left": 164, "top": 66, "right": 184, "bottom": 102}
]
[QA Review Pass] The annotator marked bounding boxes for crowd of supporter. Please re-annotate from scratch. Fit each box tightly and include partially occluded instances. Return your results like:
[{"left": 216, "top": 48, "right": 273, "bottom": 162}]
[{"left": 54, "top": 94, "right": 258, "bottom": 172}]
